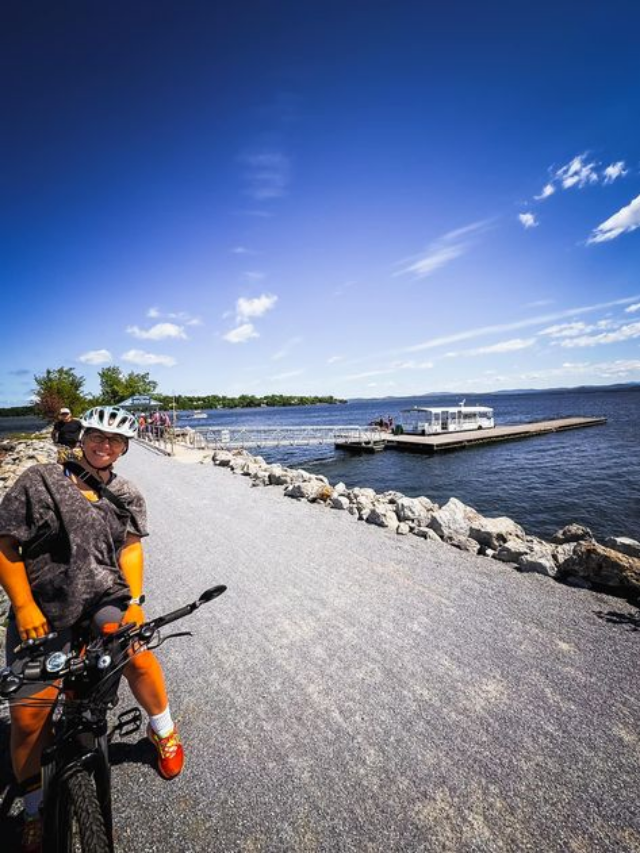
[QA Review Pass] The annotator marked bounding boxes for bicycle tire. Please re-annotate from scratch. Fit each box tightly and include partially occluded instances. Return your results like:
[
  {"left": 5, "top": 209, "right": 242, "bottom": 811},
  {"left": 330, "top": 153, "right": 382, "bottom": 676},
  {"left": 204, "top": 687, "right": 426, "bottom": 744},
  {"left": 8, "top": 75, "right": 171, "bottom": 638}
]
[{"left": 51, "top": 769, "right": 110, "bottom": 853}]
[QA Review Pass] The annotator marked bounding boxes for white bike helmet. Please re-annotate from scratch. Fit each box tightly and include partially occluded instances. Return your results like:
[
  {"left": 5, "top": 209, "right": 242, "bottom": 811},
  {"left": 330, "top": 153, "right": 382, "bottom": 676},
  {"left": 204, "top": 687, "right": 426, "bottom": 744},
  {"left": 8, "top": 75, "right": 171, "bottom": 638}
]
[{"left": 81, "top": 406, "right": 139, "bottom": 438}]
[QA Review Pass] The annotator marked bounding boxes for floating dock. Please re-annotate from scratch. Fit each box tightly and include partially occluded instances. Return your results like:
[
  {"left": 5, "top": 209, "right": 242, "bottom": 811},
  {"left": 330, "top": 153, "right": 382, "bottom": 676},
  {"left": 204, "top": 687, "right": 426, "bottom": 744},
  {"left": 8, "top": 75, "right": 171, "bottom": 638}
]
[{"left": 379, "top": 416, "right": 607, "bottom": 454}]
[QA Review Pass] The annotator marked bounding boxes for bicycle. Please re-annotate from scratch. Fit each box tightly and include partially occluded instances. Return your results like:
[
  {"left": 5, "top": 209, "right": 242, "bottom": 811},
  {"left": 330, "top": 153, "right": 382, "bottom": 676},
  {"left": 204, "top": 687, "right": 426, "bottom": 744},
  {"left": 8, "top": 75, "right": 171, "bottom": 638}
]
[{"left": 0, "top": 584, "right": 227, "bottom": 852}]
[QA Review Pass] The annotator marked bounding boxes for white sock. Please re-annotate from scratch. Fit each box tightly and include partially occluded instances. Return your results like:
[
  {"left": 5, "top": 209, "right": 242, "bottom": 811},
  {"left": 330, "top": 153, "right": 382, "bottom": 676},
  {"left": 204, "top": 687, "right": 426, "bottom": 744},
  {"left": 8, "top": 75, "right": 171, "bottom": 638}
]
[
  {"left": 24, "top": 787, "right": 43, "bottom": 818},
  {"left": 149, "top": 706, "right": 174, "bottom": 738}
]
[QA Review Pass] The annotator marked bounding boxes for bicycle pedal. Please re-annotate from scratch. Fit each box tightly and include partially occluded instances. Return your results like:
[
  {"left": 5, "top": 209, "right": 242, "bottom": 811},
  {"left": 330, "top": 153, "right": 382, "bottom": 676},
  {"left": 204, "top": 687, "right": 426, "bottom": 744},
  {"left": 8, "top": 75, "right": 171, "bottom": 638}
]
[{"left": 109, "top": 707, "right": 143, "bottom": 740}]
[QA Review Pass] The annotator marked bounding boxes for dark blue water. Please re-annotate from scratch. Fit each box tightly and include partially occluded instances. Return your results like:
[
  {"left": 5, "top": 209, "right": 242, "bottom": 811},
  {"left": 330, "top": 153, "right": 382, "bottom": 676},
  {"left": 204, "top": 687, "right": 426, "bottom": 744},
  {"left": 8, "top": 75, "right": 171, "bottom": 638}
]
[
  {"left": 2, "top": 392, "right": 637, "bottom": 541},
  {"left": 179, "top": 389, "right": 640, "bottom": 542}
]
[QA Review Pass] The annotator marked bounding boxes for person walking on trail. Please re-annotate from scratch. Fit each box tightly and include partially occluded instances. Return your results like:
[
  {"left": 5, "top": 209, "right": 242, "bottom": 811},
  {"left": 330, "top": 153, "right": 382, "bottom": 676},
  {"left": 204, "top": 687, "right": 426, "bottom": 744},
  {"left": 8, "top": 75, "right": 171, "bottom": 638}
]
[
  {"left": 0, "top": 405, "right": 184, "bottom": 853},
  {"left": 50, "top": 407, "right": 82, "bottom": 449}
]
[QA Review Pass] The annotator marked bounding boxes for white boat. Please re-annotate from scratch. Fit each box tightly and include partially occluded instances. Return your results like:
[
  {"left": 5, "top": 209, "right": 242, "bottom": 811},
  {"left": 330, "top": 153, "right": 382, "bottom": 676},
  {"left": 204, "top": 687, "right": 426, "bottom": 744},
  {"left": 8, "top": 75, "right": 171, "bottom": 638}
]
[
  {"left": 399, "top": 401, "right": 494, "bottom": 435},
  {"left": 190, "top": 410, "right": 207, "bottom": 419}
]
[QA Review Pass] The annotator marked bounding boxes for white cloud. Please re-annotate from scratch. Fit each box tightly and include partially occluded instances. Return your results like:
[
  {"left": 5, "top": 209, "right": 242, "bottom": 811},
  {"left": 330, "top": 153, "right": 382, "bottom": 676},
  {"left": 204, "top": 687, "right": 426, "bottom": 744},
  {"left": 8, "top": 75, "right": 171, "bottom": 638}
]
[
  {"left": 475, "top": 338, "right": 536, "bottom": 354},
  {"left": 394, "top": 219, "right": 492, "bottom": 280},
  {"left": 559, "top": 321, "right": 640, "bottom": 348},
  {"left": 587, "top": 193, "right": 640, "bottom": 244},
  {"left": 147, "top": 306, "right": 161, "bottom": 318},
  {"left": 241, "top": 151, "right": 290, "bottom": 200},
  {"left": 520, "top": 359, "right": 640, "bottom": 381},
  {"left": 243, "top": 271, "right": 266, "bottom": 282},
  {"left": 121, "top": 349, "right": 176, "bottom": 366},
  {"left": 327, "top": 355, "right": 343, "bottom": 364},
  {"left": 223, "top": 323, "right": 259, "bottom": 344},
  {"left": 539, "top": 321, "right": 590, "bottom": 338},
  {"left": 78, "top": 349, "right": 112, "bottom": 365},
  {"left": 625, "top": 302, "right": 640, "bottom": 313},
  {"left": 555, "top": 154, "right": 599, "bottom": 189},
  {"left": 518, "top": 212, "right": 538, "bottom": 229},
  {"left": 603, "top": 161, "right": 627, "bottom": 184},
  {"left": 445, "top": 338, "right": 536, "bottom": 358},
  {"left": 405, "top": 295, "right": 640, "bottom": 352},
  {"left": 236, "top": 293, "right": 278, "bottom": 320},
  {"left": 126, "top": 323, "right": 187, "bottom": 340},
  {"left": 231, "top": 246, "right": 255, "bottom": 254},
  {"left": 534, "top": 183, "right": 555, "bottom": 201}
]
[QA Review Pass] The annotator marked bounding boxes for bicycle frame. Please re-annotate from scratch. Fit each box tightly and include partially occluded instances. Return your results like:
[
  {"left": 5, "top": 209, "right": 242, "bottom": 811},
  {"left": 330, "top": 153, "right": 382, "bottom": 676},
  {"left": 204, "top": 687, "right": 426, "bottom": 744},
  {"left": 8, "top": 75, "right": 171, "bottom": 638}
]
[{"left": 0, "top": 584, "right": 227, "bottom": 852}]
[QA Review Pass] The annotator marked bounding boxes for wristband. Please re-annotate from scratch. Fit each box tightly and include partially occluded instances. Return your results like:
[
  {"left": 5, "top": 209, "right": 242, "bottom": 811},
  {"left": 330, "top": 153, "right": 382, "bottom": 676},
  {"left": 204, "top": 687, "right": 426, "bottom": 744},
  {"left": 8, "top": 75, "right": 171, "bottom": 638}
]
[{"left": 128, "top": 595, "right": 146, "bottom": 606}]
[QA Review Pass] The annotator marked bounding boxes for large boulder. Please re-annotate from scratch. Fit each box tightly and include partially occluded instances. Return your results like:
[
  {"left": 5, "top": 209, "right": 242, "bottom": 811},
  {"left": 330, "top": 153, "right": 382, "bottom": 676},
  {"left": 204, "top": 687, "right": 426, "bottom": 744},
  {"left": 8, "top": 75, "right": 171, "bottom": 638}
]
[
  {"left": 469, "top": 516, "right": 526, "bottom": 551},
  {"left": 563, "top": 542, "right": 640, "bottom": 594},
  {"left": 366, "top": 504, "right": 399, "bottom": 530},
  {"left": 494, "top": 539, "right": 531, "bottom": 563},
  {"left": 428, "top": 497, "right": 482, "bottom": 541},
  {"left": 604, "top": 536, "right": 640, "bottom": 559},
  {"left": 395, "top": 496, "right": 436, "bottom": 526},
  {"left": 551, "top": 524, "right": 594, "bottom": 544},
  {"left": 284, "top": 481, "right": 325, "bottom": 501}
]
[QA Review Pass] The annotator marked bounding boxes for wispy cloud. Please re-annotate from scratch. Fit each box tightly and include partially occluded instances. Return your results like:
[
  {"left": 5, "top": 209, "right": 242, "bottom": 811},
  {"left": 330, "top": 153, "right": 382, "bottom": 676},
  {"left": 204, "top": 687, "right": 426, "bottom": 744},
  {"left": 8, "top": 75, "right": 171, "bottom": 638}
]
[
  {"left": 393, "top": 219, "right": 492, "bottom": 280},
  {"left": 587, "top": 193, "right": 640, "bottom": 244},
  {"left": 231, "top": 246, "right": 256, "bottom": 255},
  {"left": 447, "top": 338, "right": 536, "bottom": 358},
  {"left": 240, "top": 150, "right": 291, "bottom": 200},
  {"left": 127, "top": 323, "right": 187, "bottom": 340},
  {"left": 145, "top": 308, "right": 201, "bottom": 325},
  {"left": 520, "top": 359, "right": 640, "bottom": 381},
  {"left": 405, "top": 295, "right": 640, "bottom": 352},
  {"left": 625, "top": 302, "right": 640, "bottom": 314},
  {"left": 272, "top": 337, "right": 302, "bottom": 360},
  {"left": 603, "top": 161, "right": 628, "bottom": 184},
  {"left": 78, "top": 349, "right": 112, "bottom": 365},
  {"left": 534, "top": 153, "right": 628, "bottom": 202},
  {"left": 342, "top": 360, "right": 433, "bottom": 381},
  {"left": 534, "top": 183, "right": 555, "bottom": 201},
  {"left": 121, "top": 349, "right": 176, "bottom": 366},
  {"left": 243, "top": 271, "right": 266, "bottom": 282},
  {"left": 518, "top": 213, "right": 538, "bottom": 229},
  {"left": 556, "top": 154, "right": 599, "bottom": 189},
  {"left": 236, "top": 293, "right": 278, "bottom": 320},
  {"left": 327, "top": 355, "right": 343, "bottom": 364},
  {"left": 558, "top": 321, "right": 640, "bottom": 348},
  {"left": 223, "top": 323, "right": 259, "bottom": 344}
]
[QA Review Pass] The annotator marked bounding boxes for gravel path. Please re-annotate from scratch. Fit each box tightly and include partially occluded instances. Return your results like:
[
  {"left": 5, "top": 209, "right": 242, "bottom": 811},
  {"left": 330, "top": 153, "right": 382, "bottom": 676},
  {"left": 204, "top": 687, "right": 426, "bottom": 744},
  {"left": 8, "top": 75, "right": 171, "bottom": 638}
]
[
  {"left": 107, "top": 445, "right": 640, "bottom": 852},
  {"left": 5, "top": 443, "right": 637, "bottom": 852}
]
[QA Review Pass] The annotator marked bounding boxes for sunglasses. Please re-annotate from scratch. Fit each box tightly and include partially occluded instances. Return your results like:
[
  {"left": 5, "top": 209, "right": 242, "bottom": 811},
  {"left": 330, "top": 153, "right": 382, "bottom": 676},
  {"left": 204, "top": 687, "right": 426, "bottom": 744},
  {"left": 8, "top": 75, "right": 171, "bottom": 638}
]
[{"left": 85, "top": 432, "right": 126, "bottom": 450}]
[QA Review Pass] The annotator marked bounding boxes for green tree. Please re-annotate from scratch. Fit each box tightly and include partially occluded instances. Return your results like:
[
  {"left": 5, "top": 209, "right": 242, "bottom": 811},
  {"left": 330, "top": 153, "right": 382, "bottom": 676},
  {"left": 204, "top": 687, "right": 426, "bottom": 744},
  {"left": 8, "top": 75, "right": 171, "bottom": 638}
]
[
  {"left": 98, "top": 366, "right": 158, "bottom": 404},
  {"left": 33, "top": 367, "right": 87, "bottom": 420}
]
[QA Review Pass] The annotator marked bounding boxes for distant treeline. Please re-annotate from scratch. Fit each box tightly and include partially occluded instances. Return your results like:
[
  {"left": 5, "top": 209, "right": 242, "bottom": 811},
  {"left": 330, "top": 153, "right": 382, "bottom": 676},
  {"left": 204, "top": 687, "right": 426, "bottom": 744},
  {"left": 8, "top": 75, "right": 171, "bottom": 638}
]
[
  {"left": 0, "top": 405, "right": 37, "bottom": 417},
  {"left": 0, "top": 395, "right": 347, "bottom": 418},
  {"left": 157, "top": 394, "right": 347, "bottom": 410}
]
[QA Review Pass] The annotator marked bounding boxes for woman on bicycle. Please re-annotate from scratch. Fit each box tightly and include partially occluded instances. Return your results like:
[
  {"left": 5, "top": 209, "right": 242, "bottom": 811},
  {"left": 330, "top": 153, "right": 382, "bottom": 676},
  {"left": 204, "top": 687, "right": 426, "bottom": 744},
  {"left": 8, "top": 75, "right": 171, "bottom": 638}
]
[{"left": 0, "top": 406, "right": 184, "bottom": 852}]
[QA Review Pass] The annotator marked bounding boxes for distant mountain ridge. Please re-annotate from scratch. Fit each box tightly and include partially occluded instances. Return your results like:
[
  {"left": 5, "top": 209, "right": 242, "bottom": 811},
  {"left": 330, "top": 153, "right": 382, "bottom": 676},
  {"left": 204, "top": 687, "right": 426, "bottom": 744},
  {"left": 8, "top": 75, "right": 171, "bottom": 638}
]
[{"left": 350, "top": 382, "right": 640, "bottom": 403}]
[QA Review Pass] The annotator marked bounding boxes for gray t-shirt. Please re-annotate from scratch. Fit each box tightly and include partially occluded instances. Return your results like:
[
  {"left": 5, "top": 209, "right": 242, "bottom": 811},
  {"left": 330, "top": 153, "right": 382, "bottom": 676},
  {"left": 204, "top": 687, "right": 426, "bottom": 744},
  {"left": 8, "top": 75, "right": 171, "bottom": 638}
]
[{"left": 0, "top": 463, "right": 148, "bottom": 630}]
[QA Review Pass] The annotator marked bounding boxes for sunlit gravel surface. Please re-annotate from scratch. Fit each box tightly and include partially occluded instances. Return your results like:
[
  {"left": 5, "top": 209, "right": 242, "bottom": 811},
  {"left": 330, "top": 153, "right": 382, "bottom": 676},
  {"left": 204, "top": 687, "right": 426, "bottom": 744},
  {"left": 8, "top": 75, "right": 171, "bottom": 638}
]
[{"left": 108, "top": 445, "right": 640, "bottom": 853}]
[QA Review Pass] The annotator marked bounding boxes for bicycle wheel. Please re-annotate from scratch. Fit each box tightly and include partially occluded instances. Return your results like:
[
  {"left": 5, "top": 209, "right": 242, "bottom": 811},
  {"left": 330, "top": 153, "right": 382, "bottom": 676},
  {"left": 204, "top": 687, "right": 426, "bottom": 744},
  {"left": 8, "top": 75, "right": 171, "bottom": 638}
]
[{"left": 50, "top": 769, "right": 110, "bottom": 853}]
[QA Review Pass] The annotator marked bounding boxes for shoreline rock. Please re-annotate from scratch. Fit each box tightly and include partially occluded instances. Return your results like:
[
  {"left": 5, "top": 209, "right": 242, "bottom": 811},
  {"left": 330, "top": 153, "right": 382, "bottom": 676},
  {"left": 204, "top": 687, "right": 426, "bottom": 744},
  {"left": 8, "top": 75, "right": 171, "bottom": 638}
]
[{"left": 210, "top": 446, "right": 640, "bottom": 600}]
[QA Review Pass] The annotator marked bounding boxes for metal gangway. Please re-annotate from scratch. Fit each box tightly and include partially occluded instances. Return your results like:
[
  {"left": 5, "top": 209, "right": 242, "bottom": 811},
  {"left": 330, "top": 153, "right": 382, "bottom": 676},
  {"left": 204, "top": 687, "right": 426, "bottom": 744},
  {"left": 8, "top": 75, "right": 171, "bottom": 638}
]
[{"left": 182, "top": 425, "right": 387, "bottom": 450}]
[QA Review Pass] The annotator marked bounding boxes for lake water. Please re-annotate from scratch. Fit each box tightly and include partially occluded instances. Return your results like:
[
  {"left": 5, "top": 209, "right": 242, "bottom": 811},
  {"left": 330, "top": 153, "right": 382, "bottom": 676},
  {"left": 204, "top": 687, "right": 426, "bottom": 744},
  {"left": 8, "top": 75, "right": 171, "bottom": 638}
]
[
  {"left": 178, "top": 388, "right": 639, "bottom": 542},
  {"left": 2, "top": 389, "right": 638, "bottom": 541}
]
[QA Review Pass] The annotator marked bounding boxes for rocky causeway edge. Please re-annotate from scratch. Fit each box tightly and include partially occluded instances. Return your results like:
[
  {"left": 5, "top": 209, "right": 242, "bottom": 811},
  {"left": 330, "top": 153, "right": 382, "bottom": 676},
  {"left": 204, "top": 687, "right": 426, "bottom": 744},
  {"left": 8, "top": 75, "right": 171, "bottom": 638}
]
[{"left": 1, "top": 433, "right": 639, "bottom": 640}]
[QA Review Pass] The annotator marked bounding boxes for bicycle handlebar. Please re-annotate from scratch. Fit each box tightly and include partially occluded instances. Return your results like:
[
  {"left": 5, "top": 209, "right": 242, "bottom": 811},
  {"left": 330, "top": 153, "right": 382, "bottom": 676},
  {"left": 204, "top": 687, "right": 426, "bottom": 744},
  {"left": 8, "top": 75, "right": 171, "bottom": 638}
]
[{"left": 0, "top": 585, "right": 227, "bottom": 697}]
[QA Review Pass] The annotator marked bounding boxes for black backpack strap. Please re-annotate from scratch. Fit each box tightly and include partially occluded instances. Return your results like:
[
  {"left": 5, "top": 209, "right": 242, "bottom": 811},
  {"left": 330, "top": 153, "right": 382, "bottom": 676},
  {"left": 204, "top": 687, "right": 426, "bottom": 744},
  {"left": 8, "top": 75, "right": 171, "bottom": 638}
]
[{"left": 64, "top": 461, "right": 130, "bottom": 516}]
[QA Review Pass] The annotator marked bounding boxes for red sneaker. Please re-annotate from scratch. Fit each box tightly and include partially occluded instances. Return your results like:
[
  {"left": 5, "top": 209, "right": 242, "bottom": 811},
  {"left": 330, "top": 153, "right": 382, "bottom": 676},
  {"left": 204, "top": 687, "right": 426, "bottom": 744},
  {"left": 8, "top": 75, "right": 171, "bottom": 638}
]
[
  {"left": 147, "top": 723, "right": 185, "bottom": 779},
  {"left": 21, "top": 813, "right": 43, "bottom": 853}
]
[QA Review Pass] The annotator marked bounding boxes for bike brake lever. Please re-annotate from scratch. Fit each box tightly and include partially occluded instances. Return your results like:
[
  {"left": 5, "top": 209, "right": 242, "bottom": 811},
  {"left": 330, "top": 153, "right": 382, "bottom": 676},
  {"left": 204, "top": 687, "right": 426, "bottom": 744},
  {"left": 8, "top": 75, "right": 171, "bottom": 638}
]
[
  {"left": 14, "top": 632, "right": 59, "bottom": 655},
  {"left": 148, "top": 630, "right": 193, "bottom": 649}
]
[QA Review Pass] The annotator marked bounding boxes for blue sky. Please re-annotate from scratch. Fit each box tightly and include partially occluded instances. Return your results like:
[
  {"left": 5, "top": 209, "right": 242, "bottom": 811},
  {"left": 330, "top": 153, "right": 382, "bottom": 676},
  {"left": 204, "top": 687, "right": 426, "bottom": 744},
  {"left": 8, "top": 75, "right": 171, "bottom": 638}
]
[{"left": 2, "top": 1, "right": 640, "bottom": 404}]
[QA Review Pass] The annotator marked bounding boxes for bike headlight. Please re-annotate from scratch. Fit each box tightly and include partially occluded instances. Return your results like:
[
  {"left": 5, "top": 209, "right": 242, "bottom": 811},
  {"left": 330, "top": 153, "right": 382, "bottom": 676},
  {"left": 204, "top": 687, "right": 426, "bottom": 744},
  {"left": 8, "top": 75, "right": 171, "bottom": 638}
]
[
  {"left": 97, "top": 654, "right": 112, "bottom": 670},
  {"left": 45, "top": 652, "right": 68, "bottom": 674}
]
